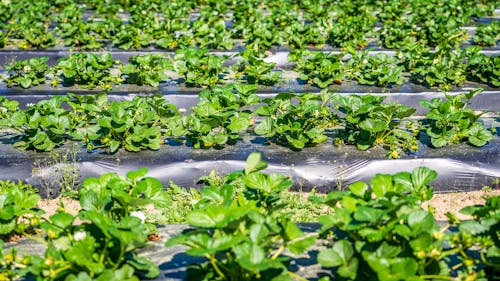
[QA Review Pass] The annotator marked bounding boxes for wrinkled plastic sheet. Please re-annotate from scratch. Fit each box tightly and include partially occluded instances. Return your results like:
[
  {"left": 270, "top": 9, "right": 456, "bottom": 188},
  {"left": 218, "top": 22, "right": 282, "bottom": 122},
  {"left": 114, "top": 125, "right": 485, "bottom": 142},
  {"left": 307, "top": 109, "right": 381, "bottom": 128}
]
[{"left": 0, "top": 124, "right": 498, "bottom": 197}]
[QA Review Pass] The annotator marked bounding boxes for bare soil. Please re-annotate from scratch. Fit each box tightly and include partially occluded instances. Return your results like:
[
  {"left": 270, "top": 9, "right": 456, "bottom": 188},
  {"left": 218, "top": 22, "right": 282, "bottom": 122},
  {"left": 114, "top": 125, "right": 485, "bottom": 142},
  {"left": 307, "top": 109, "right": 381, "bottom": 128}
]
[
  {"left": 37, "top": 197, "right": 81, "bottom": 219},
  {"left": 424, "top": 189, "right": 500, "bottom": 220}
]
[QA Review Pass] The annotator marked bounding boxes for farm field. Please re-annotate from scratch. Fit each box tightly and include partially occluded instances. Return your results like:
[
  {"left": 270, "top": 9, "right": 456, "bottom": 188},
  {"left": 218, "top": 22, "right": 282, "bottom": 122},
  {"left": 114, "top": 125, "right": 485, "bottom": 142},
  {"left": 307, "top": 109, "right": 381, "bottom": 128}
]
[{"left": 1, "top": 0, "right": 499, "bottom": 280}]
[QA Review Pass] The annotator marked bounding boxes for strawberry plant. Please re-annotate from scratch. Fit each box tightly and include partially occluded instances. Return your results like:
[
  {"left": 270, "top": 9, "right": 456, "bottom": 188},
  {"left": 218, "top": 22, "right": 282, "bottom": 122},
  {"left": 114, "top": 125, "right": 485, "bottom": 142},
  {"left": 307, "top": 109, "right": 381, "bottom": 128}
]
[
  {"left": 174, "top": 48, "right": 228, "bottom": 87},
  {"left": 24, "top": 167, "right": 169, "bottom": 280},
  {"left": 234, "top": 9, "right": 289, "bottom": 53},
  {"left": 166, "top": 152, "right": 315, "bottom": 281},
  {"left": 289, "top": 49, "right": 346, "bottom": 88},
  {"left": 78, "top": 167, "right": 171, "bottom": 229},
  {"left": 410, "top": 45, "right": 468, "bottom": 90},
  {"left": 416, "top": 18, "right": 467, "bottom": 48},
  {"left": 121, "top": 54, "right": 173, "bottom": 87},
  {"left": 450, "top": 195, "right": 500, "bottom": 280},
  {"left": 0, "top": 242, "right": 24, "bottom": 281},
  {"left": 346, "top": 51, "right": 403, "bottom": 87},
  {"left": 473, "top": 22, "right": 500, "bottom": 47},
  {"left": 0, "top": 97, "right": 19, "bottom": 127},
  {"left": 54, "top": 53, "right": 119, "bottom": 90},
  {"left": 334, "top": 95, "right": 418, "bottom": 158},
  {"left": 6, "top": 96, "right": 79, "bottom": 151},
  {"left": 168, "top": 84, "right": 259, "bottom": 148},
  {"left": 466, "top": 47, "right": 500, "bottom": 87},
  {"left": 91, "top": 17, "right": 122, "bottom": 40},
  {"left": 325, "top": 13, "right": 375, "bottom": 48},
  {"left": 4, "top": 57, "right": 49, "bottom": 88},
  {"left": 16, "top": 23, "right": 56, "bottom": 49},
  {"left": 0, "top": 180, "right": 42, "bottom": 237},
  {"left": 235, "top": 50, "right": 282, "bottom": 86},
  {"left": 83, "top": 95, "right": 178, "bottom": 153},
  {"left": 192, "top": 16, "right": 234, "bottom": 50},
  {"left": 28, "top": 210, "right": 159, "bottom": 280},
  {"left": 112, "top": 25, "right": 152, "bottom": 50},
  {"left": 419, "top": 89, "right": 493, "bottom": 148},
  {"left": 314, "top": 167, "right": 450, "bottom": 281},
  {"left": 285, "top": 21, "right": 326, "bottom": 49},
  {"left": 56, "top": 21, "right": 102, "bottom": 50},
  {"left": 254, "top": 91, "right": 337, "bottom": 149},
  {"left": 378, "top": 20, "right": 416, "bottom": 49}
]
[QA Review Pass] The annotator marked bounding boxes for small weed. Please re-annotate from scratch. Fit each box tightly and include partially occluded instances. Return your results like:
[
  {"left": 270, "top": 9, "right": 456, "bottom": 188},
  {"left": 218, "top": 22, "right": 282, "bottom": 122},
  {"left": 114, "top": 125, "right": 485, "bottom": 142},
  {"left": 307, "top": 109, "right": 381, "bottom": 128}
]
[{"left": 31, "top": 144, "right": 80, "bottom": 198}]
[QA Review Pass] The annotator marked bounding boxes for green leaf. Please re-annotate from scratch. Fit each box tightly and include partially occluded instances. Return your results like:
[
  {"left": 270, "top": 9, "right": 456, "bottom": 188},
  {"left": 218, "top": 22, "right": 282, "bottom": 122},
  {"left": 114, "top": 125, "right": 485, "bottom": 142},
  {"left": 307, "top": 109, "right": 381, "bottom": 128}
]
[
  {"left": 459, "top": 220, "right": 489, "bottom": 235},
  {"left": 79, "top": 189, "right": 111, "bottom": 212},
  {"left": 468, "top": 123, "right": 492, "bottom": 146},
  {"left": 354, "top": 205, "right": 385, "bottom": 223},
  {"left": 359, "top": 118, "right": 386, "bottom": 132},
  {"left": 288, "top": 235, "right": 316, "bottom": 255},
  {"left": 0, "top": 218, "right": 15, "bottom": 235},
  {"left": 245, "top": 152, "right": 268, "bottom": 175},
  {"left": 430, "top": 137, "right": 448, "bottom": 148},
  {"left": 127, "top": 167, "right": 148, "bottom": 181},
  {"left": 127, "top": 255, "right": 160, "bottom": 279},
  {"left": 318, "top": 240, "right": 354, "bottom": 267},
  {"left": 248, "top": 223, "right": 269, "bottom": 243},
  {"left": 411, "top": 167, "right": 437, "bottom": 190},
  {"left": 370, "top": 174, "right": 394, "bottom": 197},
  {"left": 109, "top": 140, "right": 121, "bottom": 153},
  {"left": 349, "top": 182, "right": 368, "bottom": 198},
  {"left": 49, "top": 212, "right": 75, "bottom": 230},
  {"left": 254, "top": 118, "right": 275, "bottom": 137},
  {"left": 11, "top": 111, "right": 28, "bottom": 127},
  {"left": 408, "top": 210, "right": 435, "bottom": 235}
]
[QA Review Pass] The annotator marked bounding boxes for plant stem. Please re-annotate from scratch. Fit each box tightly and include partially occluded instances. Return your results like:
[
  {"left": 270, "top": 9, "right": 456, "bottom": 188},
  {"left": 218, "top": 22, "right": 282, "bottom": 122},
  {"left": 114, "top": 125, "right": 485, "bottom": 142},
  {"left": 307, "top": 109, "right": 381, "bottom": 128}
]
[
  {"left": 23, "top": 233, "right": 49, "bottom": 246},
  {"left": 420, "top": 275, "right": 454, "bottom": 280},
  {"left": 287, "top": 270, "right": 309, "bottom": 281},
  {"left": 206, "top": 254, "right": 226, "bottom": 280},
  {"left": 271, "top": 245, "right": 285, "bottom": 260}
]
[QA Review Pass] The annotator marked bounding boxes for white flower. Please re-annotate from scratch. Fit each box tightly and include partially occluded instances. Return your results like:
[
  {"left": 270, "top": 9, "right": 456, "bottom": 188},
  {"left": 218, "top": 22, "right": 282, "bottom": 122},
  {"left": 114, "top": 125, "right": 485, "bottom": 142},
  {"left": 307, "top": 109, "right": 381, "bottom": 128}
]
[
  {"left": 178, "top": 108, "right": 187, "bottom": 113},
  {"left": 26, "top": 103, "right": 34, "bottom": 107},
  {"left": 73, "top": 230, "right": 87, "bottom": 241},
  {"left": 130, "top": 211, "right": 146, "bottom": 223}
]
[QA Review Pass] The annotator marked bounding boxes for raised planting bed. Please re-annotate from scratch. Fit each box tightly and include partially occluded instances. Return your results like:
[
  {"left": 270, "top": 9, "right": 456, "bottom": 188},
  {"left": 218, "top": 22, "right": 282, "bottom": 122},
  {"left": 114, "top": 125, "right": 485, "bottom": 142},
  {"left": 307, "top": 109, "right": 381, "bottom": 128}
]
[
  {"left": 1, "top": 1, "right": 499, "bottom": 280},
  {"left": 0, "top": 88, "right": 498, "bottom": 196},
  {"left": 1, "top": 154, "right": 500, "bottom": 281}
]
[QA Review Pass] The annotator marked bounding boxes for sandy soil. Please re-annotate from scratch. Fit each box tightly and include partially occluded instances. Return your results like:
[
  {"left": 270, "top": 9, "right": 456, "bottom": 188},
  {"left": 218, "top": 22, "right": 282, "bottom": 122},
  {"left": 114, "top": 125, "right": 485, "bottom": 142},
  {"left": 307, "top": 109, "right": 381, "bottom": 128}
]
[
  {"left": 37, "top": 197, "right": 81, "bottom": 219},
  {"left": 424, "top": 189, "right": 500, "bottom": 220}
]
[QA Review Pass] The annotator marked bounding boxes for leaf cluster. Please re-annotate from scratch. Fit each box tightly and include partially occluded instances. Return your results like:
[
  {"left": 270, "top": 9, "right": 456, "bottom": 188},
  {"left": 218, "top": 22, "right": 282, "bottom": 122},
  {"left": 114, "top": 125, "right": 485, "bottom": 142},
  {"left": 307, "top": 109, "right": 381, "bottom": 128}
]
[
  {"left": 314, "top": 167, "right": 448, "bottom": 281},
  {"left": 0, "top": 0, "right": 497, "bottom": 52},
  {"left": 5, "top": 57, "right": 50, "bottom": 89},
  {"left": 334, "top": 95, "right": 418, "bottom": 158},
  {"left": 166, "top": 152, "right": 316, "bottom": 281},
  {"left": 254, "top": 91, "right": 338, "bottom": 149},
  {"left": 120, "top": 54, "right": 173, "bottom": 87},
  {"left": 24, "top": 167, "right": 168, "bottom": 280},
  {"left": 167, "top": 84, "right": 259, "bottom": 148},
  {"left": 54, "top": 53, "right": 119, "bottom": 90},
  {"left": 173, "top": 48, "right": 228, "bottom": 87},
  {"left": 0, "top": 180, "right": 41, "bottom": 237},
  {"left": 419, "top": 89, "right": 493, "bottom": 148}
]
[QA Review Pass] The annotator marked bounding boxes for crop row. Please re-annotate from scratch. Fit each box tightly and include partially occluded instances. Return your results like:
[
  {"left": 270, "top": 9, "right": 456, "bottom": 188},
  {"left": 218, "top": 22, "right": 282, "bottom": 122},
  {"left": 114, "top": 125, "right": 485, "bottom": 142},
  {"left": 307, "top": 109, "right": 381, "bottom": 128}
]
[
  {"left": 1, "top": 153, "right": 499, "bottom": 280},
  {"left": 0, "top": 0, "right": 498, "bottom": 51},
  {"left": 0, "top": 86, "right": 494, "bottom": 158},
  {"left": 2, "top": 46, "right": 499, "bottom": 90}
]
